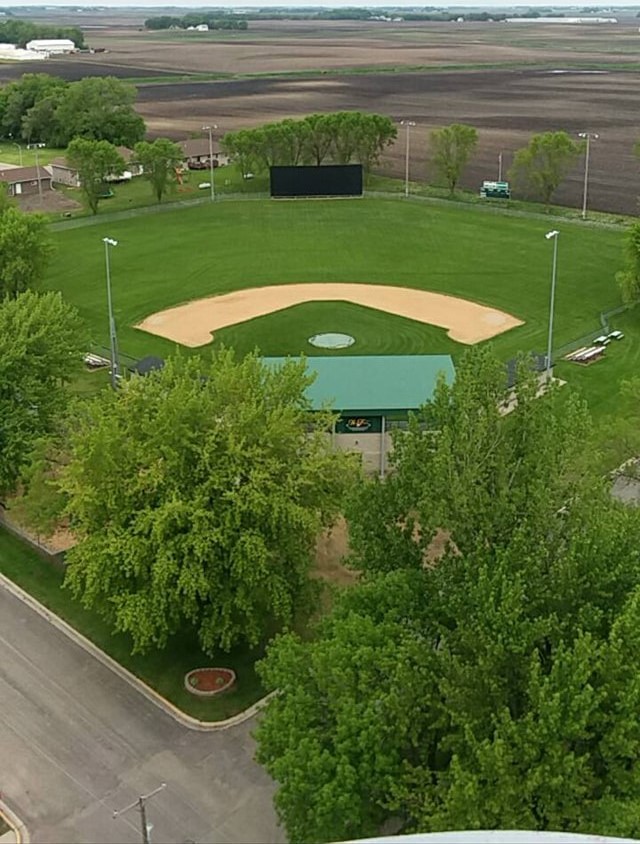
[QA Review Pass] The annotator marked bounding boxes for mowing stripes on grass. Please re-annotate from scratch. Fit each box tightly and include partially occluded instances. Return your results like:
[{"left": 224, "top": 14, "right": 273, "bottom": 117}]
[{"left": 44, "top": 196, "right": 622, "bottom": 363}]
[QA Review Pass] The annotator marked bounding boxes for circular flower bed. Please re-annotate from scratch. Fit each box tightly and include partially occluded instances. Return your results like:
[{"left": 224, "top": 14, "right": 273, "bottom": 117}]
[{"left": 184, "top": 667, "right": 236, "bottom": 697}]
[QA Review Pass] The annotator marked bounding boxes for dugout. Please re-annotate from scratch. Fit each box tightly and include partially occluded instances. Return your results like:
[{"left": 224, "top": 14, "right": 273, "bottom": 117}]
[
  {"left": 270, "top": 164, "right": 363, "bottom": 198},
  {"left": 263, "top": 355, "right": 455, "bottom": 475}
]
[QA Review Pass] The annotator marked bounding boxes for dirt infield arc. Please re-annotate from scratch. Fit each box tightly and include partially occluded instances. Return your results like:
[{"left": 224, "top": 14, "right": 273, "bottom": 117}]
[{"left": 136, "top": 283, "right": 524, "bottom": 347}]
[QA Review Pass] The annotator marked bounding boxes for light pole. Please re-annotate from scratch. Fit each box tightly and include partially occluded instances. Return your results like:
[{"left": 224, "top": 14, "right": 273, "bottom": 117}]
[
  {"left": 400, "top": 120, "right": 416, "bottom": 198},
  {"left": 113, "top": 783, "right": 166, "bottom": 844},
  {"left": 103, "top": 237, "right": 120, "bottom": 390},
  {"left": 202, "top": 124, "right": 218, "bottom": 202},
  {"left": 498, "top": 151, "right": 503, "bottom": 182},
  {"left": 578, "top": 131, "right": 598, "bottom": 220},
  {"left": 34, "top": 147, "right": 43, "bottom": 203},
  {"left": 13, "top": 143, "right": 22, "bottom": 166},
  {"left": 545, "top": 230, "right": 559, "bottom": 382}
]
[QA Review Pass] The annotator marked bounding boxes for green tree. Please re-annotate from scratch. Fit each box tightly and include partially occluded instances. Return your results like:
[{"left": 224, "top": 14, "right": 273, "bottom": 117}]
[
  {"left": 66, "top": 138, "right": 126, "bottom": 215},
  {"left": 134, "top": 138, "right": 184, "bottom": 202},
  {"left": 302, "top": 113, "right": 335, "bottom": 166},
  {"left": 0, "top": 72, "right": 67, "bottom": 141},
  {"left": 256, "top": 349, "right": 640, "bottom": 843},
  {"left": 0, "top": 20, "right": 83, "bottom": 48},
  {"left": 352, "top": 112, "right": 397, "bottom": 173},
  {"left": 0, "top": 291, "right": 85, "bottom": 496},
  {"left": 0, "top": 199, "right": 53, "bottom": 299},
  {"left": 60, "top": 352, "right": 356, "bottom": 655},
  {"left": 509, "top": 130, "right": 583, "bottom": 207},
  {"left": 221, "top": 128, "right": 259, "bottom": 179},
  {"left": 429, "top": 123, "right": 479, "bottom": 194},
  {"left": 54, "top": 76, "right": 145, "bottom": 148},
  {"left": 615, "top": 222, "right": 640, "bottom": 304}
]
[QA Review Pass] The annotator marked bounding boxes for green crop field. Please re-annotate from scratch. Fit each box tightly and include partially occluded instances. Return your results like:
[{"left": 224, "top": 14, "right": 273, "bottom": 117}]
[{"left": 43, "top": 195, "right": 637, "bottom": 418}]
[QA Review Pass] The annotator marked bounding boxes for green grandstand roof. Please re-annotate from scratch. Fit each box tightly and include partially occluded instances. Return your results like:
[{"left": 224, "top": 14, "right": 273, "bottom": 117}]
[{"left": 263, "top": 355, "right": 455, "bottom": 413}]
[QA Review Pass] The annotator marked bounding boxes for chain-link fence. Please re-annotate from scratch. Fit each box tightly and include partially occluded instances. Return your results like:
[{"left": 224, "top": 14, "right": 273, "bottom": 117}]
[{"left": 555, "top": 302, "right": 637, "bottom": 361}]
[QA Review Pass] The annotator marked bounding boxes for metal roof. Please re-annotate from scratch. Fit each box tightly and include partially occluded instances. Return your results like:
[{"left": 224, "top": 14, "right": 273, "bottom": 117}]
[{"left": 263, "top": 355, "right": 455, "bottom": 413}]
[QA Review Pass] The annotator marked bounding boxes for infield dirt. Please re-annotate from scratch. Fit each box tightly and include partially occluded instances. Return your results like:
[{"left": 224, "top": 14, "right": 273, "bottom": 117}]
[{"left": 136, "top": 283, "right": 524, "bottom": 347}]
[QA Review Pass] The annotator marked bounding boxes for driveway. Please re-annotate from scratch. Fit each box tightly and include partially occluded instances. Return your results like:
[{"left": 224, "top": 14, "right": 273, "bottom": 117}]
[{"left": 0, "top": 587, "right": 284, "bottom": 844}]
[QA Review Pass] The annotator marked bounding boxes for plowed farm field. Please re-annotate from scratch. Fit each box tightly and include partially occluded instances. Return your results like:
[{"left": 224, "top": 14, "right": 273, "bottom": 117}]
[{"left": 2, "top": 19, "right": 639, "bottom": 213}]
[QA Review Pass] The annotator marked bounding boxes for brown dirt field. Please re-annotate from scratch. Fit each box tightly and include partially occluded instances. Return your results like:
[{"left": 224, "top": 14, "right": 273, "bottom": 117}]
[
  {"left": 1, "top": 20, "right": 638, "bottom": 212},
  {"left": 132, "top": 67, "right": 640, "bottom": 215},
  {"left": 136, "top": 283, "right": 523, "bottom": 347},
  {"left": 43, "top": 20, "right": 640, "bottom": 77}
]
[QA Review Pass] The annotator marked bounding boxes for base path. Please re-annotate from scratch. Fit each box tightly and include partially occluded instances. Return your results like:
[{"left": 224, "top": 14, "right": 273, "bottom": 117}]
[{"left": 136, "top": 283, "right": 524, "bottom": 347}]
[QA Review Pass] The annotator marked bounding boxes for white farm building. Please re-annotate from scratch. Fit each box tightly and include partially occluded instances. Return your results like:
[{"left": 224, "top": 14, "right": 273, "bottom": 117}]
[{"left": 25, "top": 38, "right": 75, "bottom": 54}]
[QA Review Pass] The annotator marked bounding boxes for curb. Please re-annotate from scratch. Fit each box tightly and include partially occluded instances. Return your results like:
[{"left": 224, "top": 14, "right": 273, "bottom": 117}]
[
  {"left": 0, "top": 573, "right": 275, "bottom": 732},
  {"left": 0, "top": 798, "right": 29, "bottom": 844}
]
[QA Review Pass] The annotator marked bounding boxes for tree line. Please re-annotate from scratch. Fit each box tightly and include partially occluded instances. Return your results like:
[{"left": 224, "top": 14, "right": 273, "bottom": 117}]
[
  {"left": 0, "top": 73, "right": 145, "bottom": 148},
  {"left": 256, "top": 349, "right": 640, "bottom": 843},
  {"left": 144, "top": 14, "right": 248, "bottom": 30},
  {"left": 221, "top": 112, "right": 397, "bottom": 177},
  {"left": 427, "top": 122, "right": 588, "bottom": 207},
  {"left": 0, "top": 19, "right": 84, "bottom": 49}
]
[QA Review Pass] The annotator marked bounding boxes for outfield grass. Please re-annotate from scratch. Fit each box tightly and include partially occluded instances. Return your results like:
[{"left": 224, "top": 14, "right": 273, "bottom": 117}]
[
  {"left": 0, "top": 527, "right": 265, "bottom": 720},
  {"left": 43, "top": 195, "right": 623, "bottom": 365}
]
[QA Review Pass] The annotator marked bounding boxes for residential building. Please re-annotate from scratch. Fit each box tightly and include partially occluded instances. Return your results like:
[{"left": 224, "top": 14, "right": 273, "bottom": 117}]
[
  {"left": 0, "top": 165, "right": 52, "bottom": 196},
  {"left": 180, "top": 138, "right": 229, "bottom": 169},
  {"left": 49, "top": 147, "right": 141, "bottom": 188}
]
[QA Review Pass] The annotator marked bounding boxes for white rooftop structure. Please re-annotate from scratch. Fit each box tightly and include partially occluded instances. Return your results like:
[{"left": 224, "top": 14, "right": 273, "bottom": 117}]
[
  {"left": 505, "top": 16, "right": 617, "bottom": 23},
  {"left": 0, "top": 43, "right": 46, "bottom": 60},
  {"left": 25, "top": 38, "right": 75, "bottom": 54}
]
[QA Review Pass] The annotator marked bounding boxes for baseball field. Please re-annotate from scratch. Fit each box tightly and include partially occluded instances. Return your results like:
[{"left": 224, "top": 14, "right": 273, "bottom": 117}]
[{"left": 42, "top": 195, "right": 633, "bottom": 416}]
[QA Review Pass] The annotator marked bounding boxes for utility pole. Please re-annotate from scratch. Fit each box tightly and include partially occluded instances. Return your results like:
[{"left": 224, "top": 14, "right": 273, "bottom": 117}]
[
  {"left": 400, "top": 120, "right": 416, "bottom": 198},
  {"left": 113, "top": 784, "right": 166, "bottom": 844},
  {"left": 35, "top": 147, "right": 43, "bottom": 203},
  {"left": 578, "top": 131, "right": 599, "bottom": 220},
  {"left": 202, "top": 124, "right": 218, "bottom": 202}
]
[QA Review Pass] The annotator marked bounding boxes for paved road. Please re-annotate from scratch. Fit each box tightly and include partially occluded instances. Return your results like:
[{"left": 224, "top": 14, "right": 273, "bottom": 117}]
[{"left": 0, "top": 587, "right": 284, "bottom": 844}]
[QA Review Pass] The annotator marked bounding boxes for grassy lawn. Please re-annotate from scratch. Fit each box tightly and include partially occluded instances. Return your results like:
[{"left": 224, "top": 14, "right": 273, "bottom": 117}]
[
  {"left": 55, "top": 163, "right": 266, "bottom": 219},
  {"left": 0, "top": 142, "right": 64, "bottom": 168},
  {"left": 44, "top": 194, "right": 622, "bottom": 362},
  {"left": 41, "top": 192, "right": 639, "bottom": 429},
  {"left": 0, "top": 527, "right": 265, "bottom": 721}
]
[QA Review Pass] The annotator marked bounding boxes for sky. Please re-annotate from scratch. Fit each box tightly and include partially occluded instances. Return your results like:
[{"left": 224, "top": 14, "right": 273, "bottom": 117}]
[{"left": 1, "top": 0, "right": 625, "bottom": 7}]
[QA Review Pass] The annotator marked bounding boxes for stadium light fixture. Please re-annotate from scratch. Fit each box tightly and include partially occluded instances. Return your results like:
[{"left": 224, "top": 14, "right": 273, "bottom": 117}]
[
  {"left": 202, "top": 124, "right": 218, "bottom": 202},
  {"left": 578, "top": 132, "right": 599, "bottom": 220},
  {"left": 102, "top": 237, "right": 120, "bottom": 390},
  {"left": 544, "top": 230, "right": 559, "bottom": 382},
  {"left": 400, "top": 120, "right": 416, "bottom": 198}
]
